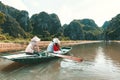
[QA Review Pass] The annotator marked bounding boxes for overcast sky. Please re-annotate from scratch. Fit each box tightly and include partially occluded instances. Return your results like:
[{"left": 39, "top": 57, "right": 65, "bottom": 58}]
[{"left": 1, "top": 0, "right": 120, "bottom": 26}]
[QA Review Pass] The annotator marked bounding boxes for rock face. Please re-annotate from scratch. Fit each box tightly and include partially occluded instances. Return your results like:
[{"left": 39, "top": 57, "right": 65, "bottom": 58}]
[
  {"left": 102, "top": 21, "right": 110, "bottom": 30},
  {"left": 64, "top": 20, "right": 84, "bottom": 40},
  {"left": 104, "top": 14, "right": 120, "bottom": 40},
  {"left": 64, "top": 19, "right": 103, "bottom": 40},
  {"left": 79, "top": 19, "right": 98, "bottom": 28},
  {"left": 15, "top": 11, "right": 32, "bottom": 32},
  {"left": 0, "top": 2, "right": 32, "bottom": 32},
  {"left": 0, "top": 1, "right": 63, "bottom": 39},
  {"left": 1, "top": 15, "right": 26, "bottom": 38},
  {"left": 30, "top": 11, "right": 62, "bottom": 36},
  {"left": 81, "top": 19, "right": 103, "bottom": 40},
  {"left": 0, "top": 1, "right": 31, "bottom": 38}
]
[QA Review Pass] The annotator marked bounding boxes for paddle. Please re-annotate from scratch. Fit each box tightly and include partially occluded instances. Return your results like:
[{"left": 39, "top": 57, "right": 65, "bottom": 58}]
[{"left": 50, "top": 53, "right": 83, "bottom": 62}]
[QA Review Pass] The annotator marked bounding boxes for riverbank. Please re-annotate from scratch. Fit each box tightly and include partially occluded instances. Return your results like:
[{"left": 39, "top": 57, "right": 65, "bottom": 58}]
[{"left": 0, "top": 41, "right": 101, "bottom": 53}]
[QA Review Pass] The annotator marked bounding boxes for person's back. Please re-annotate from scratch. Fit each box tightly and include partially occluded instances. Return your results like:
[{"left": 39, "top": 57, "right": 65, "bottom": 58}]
[
  {"left": 25, "top": 36, "right": 41, "bottom": 55},
  {"left": 25, "top": 43, "right": 34, "bottom": 54},
  {"left": 47, "top": 41, "right": 54, "bottom": 52}
]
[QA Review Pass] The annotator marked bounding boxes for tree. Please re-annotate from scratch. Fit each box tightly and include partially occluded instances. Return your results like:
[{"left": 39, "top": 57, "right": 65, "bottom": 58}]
[{"left": 0, "top": 12, "right": 6, "bottom": 25}]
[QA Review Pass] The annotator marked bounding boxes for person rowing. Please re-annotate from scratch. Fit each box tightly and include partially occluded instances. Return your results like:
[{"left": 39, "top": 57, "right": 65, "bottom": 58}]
[
  {"left": 25, "top": 36, "right": 41, "bottom": 56},
  {"left": 53, "top": 38, "right": 61, "bottom": 53},
  {"left": 47, "top": 38, "right": 83, "bottom": 62},
  {"left": 47, "top": 38, "right": 62, "bottom": 54}
]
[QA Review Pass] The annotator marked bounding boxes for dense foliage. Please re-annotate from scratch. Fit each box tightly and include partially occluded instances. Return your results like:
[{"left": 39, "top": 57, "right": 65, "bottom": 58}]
[
  {"left": 103, "top": 14, "right": 120, "bottom": 40},
  {"left": 64, "top": 20, "right": 84, "bottom": 40},
  {"left": 1, "top": 15, "right": 27, "bottom": 38},
  {"left": 64, "top": 19, "right": 103, "bottom": 40},
  {"left": 0, "top": 1, "right": 120, "bottom": 41},
  {"left": 0, "top": 12, "right": 6, "bottom": 24}
]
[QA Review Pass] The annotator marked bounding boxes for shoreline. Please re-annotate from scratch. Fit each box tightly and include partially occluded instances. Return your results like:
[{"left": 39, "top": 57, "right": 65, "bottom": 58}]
[{"left": 0, "top": 41, "right": 101, "bottom": 53}]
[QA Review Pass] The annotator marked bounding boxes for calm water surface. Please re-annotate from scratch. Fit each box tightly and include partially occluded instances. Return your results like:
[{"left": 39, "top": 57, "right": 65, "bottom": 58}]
[{"left": 0, "top": 42, "right": 120, "bottom": 80}]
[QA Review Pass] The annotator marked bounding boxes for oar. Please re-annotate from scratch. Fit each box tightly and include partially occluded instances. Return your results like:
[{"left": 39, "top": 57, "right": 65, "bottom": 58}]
[{"left": 50, "top": 53, "right": 83, "bottom": 62}]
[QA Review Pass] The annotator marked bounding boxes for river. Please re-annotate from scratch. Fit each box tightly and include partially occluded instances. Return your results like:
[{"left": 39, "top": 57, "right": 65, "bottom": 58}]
[{"left": 0, "top": 42, "right": 120, "bottom": 80}]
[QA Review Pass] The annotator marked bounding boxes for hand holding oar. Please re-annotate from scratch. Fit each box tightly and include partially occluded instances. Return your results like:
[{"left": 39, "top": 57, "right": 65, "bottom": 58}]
[{"left": 50, "top": 53, "right": 83, "bottom": 62}]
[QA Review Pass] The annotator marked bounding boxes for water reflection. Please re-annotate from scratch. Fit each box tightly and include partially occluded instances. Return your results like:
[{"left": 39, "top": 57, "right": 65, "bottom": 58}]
[
  {"left": 59, "top": 42, "right": 120, "bottom": 80},
  {"left": 60, "top": 59, "right": 83, "bottom": 70},
  {"left": 0, "top": 42, "right": 120, "bottom": 80},
  {"left": 93, "top": 46, "right": 120, "bottom": 74}
]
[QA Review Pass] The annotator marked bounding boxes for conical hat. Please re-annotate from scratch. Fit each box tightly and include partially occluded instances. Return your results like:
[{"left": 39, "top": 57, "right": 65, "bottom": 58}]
[
  {"left": 53, "top": 38, "right": 60, "bottom": 44},
  {"left": 31, "top": 36, "right": 40, "bottom": 42}
]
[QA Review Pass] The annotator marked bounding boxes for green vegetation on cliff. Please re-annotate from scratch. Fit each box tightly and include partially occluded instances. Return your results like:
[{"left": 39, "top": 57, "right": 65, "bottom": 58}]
[{"left": 0, "top": 1, "right": 120, "bottom": 41}]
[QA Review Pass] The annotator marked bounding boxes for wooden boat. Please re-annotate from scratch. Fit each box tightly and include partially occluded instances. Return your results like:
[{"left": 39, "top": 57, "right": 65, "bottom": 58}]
[{"left": 1, "top": 47, "right": 72, "bottom": 64}]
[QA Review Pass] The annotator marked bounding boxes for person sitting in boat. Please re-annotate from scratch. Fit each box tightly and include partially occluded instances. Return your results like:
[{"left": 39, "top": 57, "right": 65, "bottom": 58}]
[
  {"left": 53, "top": 38, "right": 61, "bottom": 54},
  {"left": 47, "top": 38, "right": 55, "bottom": 53},
  {"left": 25, "top": 36, "right": 41, "bottom": 56},
  {"left": 47, "top": 38, "right": 61, "bottom": 54}
]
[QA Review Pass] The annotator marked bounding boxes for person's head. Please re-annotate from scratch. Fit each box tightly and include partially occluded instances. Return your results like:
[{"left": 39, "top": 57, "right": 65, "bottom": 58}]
[
  {"left": 53, "top": 38, "right": 60, "bottom": 45},
  {"left": 31, "top": 36, "right": 41, "bottom": 44}
]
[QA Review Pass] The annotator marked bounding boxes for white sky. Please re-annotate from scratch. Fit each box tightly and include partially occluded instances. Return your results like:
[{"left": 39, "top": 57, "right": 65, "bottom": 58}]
[{"left": 1, "top": 0, "right": 120, "bottom": 26}]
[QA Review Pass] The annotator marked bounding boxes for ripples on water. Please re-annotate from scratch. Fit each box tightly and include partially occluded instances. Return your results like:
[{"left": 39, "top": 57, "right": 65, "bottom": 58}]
[{"left": 0, "top": 42, "right": 120, "bottom": 80}]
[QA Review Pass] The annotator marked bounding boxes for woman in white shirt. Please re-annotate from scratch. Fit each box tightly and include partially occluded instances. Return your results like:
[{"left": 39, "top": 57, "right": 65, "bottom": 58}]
[{"left": 25, "top": 36, "right": 41, "bottom": 55}]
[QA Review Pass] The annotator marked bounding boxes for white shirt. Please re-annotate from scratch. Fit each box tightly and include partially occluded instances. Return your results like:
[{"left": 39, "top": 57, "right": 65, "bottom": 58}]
[
  {"left": 25, "top": 41, "right": 38, "bottom": 53},
  {"left": 47, "top": 42, "right": 54, "bottom": 52},
  {"left": 25, "top": 43, "right": 34, "bottom": 53}
]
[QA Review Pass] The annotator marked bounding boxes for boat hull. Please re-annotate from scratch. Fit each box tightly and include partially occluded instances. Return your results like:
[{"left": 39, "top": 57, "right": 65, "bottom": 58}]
[{"left": 1, "top": 47, "right": 72, "bottom": 64}]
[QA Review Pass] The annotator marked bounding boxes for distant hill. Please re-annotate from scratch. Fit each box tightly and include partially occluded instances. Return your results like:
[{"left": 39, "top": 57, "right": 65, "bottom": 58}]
[
  {"left": 30, "top": 11, "right": 62, "bottom": 39},
  {"left": 0, "top": 1, "right": 62, "bottom": 40},
  {"left": 0, "top": 1, "right": 31, "bottom": 38},
  {"left": 64, "top": 19, "right": 103, "bottom": 40},
  {"left": 102, "top": 21, "right": 110, "bottom": 30},
  {"left": 104, "top": 14, "right": 120, "bottom": 40},
  {"left": 0, "top": 1, "right": 120, "bottom": 40}
]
